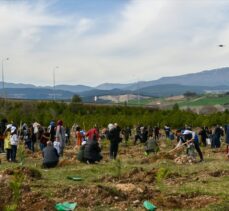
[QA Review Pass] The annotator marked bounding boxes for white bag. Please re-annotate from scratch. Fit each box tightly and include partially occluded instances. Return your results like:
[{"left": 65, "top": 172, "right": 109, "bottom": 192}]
[{"left": 206, "top": 138, "right": 211, "bottom": 145}]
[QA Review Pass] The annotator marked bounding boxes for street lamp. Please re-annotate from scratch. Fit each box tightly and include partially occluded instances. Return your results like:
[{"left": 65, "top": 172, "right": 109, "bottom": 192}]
[
  {"left": 2, "top": 57, "right": 9, "bottom": 99},
  {"left": 53, "top": 66, "right": 59, "bottom": 100}
]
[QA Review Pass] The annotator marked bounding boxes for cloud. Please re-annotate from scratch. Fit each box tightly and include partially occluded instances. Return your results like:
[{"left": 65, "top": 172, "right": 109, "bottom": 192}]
[{"left": 1, "top": 0, "right": 229, "bottom": 86}]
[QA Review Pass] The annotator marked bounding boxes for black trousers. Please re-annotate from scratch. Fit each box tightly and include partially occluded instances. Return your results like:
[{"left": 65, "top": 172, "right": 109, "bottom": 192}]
[
  {"left": 201, "top": 137, "right": 207, "bottom": 147},
  {"left": 194, "top": 142, "right": 203, "bottom": 161},
  {"left": 110, "top": 142, "right": 119, "bottom": 159},
  {"left": 11, "top": 145, "right": 17, "bottom": 162},
  {"left": 6, "top": 149, "right": 12, "bottom": 161},
  {"left": 0, "top": 140, "right": 4, "bottom": 152}
]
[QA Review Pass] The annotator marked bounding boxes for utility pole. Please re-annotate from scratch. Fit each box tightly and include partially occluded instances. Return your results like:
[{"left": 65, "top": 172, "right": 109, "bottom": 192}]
[
  {"left": 53, "top": 66, "right": 59, "bottom": 101},
  {"left": 1, "top": 57, "right": 9, "bottom": 100}
]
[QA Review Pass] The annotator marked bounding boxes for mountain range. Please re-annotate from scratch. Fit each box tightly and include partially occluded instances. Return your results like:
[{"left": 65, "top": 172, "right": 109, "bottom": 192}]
[{"left": 1, "top": 67, "right": 229, "bottom": 101}]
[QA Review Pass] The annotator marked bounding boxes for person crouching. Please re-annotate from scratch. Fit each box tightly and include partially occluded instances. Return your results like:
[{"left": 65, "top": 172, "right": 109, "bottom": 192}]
[{"left": 42, "top": 141, "right": 59, "bottom": 168}]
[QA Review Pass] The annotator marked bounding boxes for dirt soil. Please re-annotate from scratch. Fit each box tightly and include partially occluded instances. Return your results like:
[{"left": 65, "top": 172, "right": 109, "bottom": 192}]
[
  {"left": 98, "top": 167, "right": 157, "bottom": 184},
  {"left": 53, "top": 184, "right": 158, "bottom": 210},
  {"left": 157, "top": 193, "right": 219, "bottom": 209},
  {"left": 0, "top": 144, "right": 225, "bottom": 210},
  {"left": 3, "top": 166, "right": 42, "bottom": 180}
]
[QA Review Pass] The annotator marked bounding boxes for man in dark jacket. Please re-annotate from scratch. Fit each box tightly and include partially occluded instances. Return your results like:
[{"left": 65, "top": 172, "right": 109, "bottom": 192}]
[
  {"left": 42, "top": 141, "right": 59, "bottom": 168},
  {"left": 83, "top": 139, "right": 102, "bottom": 164},
  {"left": 107, "top": 123, "right": 121, "bottom": 160},
  {"left": 199, "top": 127, "right": 207, "bottom": 147}
]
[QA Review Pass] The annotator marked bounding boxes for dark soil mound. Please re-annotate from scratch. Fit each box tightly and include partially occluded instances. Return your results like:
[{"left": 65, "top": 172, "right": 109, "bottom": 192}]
[{"left": 3, "top": 166, "right": 42, "bottom": 180}]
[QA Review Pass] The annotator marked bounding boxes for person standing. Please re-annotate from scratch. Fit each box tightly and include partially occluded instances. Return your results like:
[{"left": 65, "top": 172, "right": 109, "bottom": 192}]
[
  {"left": 0, "top": 118, "right": 7, "bottom": 153},
  {"left": 164, "top": 125, "right": 171, "bottom": 139},
  {"left": 107, "top": 123, "right": 121, "bottom": 160},
  {"left": 76, "top": 126, "right": 83, "bottom": 147},
  {"left": 48, "top": 121, "right": 56, "bottom": 142},
  {"left": 40, "top": 128, "right": 50, "bottom": 151},
  {"left": 55, "top": 120, "right": 66, "bottom": 156},
  {"left": 225, "top": 124, "right": 229, "bottom": 157},
  {"left": 199, "top": 127, "right": 207, "bottom": 147},
  {"left": 154, "top": 126, "right": 160, "bottom": 140},
  {"left": 22, "top": 123, "right": 32, "bottom": 151},
  {"left": 4, "top": 126, "right": 12, "bottom": 161},
  {"left": 212, "top": 125, "right": 222, "bottom": 149},
  {"left": 121, "top": 126, "right": 131, "bottom": 146},
  {"left": 10, "top": 126, "right": 18, "bottom": 162}
]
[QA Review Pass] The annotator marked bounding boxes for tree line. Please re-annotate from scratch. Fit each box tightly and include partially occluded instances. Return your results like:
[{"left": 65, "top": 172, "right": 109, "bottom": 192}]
[{"left": 0, "top": 99, "right": 229, "bottom": 129}]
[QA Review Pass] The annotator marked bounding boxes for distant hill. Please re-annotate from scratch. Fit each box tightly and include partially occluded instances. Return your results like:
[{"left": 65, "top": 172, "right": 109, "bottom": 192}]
[
  {"left": 0, "top": 88, "right": 74, "bottom": 100},
  {"left": 94, "top": 67, "right": 229, "bottom": 91},
  {"left": 96, "top": 83, "right": 132, "bottom": 90},
  {"left": 126, "top": 67, "right": 229, "bottom": 90},
  {"left": 136, "top": 84, "right": 229, "bottom": 97},
  {"left": 0, "top": 82, "right": 36, "bottom": 89},
  {"left": 54, "top": 85, "right": 93, "bottom": 93},
  {"left": 2, "top": 67, "right": 229, "bottom": 100}
]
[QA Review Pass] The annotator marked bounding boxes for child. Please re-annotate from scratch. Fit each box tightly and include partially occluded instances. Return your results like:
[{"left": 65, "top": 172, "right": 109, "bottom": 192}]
[
  {"left": 4, "top": 126, "right": 12, "bottom": 162},
  {"left": 10, "top": 126, "right": 18, "bottom": 162}
]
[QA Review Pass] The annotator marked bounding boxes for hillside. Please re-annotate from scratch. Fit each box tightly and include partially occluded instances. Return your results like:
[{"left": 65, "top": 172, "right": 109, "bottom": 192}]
[
  {"left": 126, "top": 67, "right": 229, "bottom": 90},
  {"left": 0, "top": 88, "right": 74, "bottom": 100},
  {"left": 136, "top": 84, "right": 229, "bottom": 97},
  {"left": 1, "top": 67, "right": 229, "bottom": 100},
  {"left": 54, "top": 85, "right": 92, "bottom": 93},
  {"left": 96, "top": 83, "right": 132, "bottom": 90}
]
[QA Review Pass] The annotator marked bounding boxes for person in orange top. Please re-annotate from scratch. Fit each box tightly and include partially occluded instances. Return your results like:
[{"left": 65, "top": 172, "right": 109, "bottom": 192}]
[{"left": 76, "top": 126, "right": 83, "bottom": 147}]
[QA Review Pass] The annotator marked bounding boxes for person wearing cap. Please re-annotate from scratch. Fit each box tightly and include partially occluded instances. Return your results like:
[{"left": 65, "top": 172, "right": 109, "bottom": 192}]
[{"left": 10, "top": 126, "right": 18, "bottom": 162}]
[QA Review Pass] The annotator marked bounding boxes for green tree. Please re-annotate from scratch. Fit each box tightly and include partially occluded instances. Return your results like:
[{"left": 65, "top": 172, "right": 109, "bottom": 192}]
[
  {"left": 172, "top": 103, "right": 179, "bottom": 111},
  {"left": 71, "top": 95, "right": 82, "bottom": 103}
]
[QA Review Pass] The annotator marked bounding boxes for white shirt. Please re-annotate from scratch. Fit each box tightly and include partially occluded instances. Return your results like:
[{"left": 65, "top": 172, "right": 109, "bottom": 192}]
[{"left": 10, "top": 134, "right": 18, "bottom": 146}]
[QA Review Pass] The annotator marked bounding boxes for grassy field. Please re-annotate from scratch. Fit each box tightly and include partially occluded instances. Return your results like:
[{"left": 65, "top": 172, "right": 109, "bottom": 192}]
[
  {"left": 178, "top": 95, "right": 229, "bottom": 107},
  {"left": 127, "top": 94, "right": 229, "bottom": 109},
  {"left": 0, "top": 138, "right": 229, "bottom": 211}
]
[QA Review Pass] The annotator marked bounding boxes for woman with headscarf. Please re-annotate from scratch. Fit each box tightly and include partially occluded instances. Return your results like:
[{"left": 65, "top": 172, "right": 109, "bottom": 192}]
[{"left": 55, "top": 120, "right": 66, "bottom": 156}]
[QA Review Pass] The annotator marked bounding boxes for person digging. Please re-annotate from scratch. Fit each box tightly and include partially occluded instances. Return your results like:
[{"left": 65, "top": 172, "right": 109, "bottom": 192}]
[{"left": 180, "top": 129, "right": 204, "bottom": 162}]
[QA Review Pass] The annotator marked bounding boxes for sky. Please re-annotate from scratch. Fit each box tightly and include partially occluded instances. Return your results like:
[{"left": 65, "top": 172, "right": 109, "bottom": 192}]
[{"left": 1, "top": 0, "right": 229, "bottom": 87}]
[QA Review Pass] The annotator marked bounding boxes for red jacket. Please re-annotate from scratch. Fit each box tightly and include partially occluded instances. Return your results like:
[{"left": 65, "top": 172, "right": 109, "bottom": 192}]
[{"left": 86, "top": 128, "right": 99, "bottom": 141}]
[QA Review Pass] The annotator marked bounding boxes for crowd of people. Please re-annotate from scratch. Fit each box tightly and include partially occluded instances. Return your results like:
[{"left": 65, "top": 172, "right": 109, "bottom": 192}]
[{"left": 0, "top": 118, "right": 228, "bottom": 168}]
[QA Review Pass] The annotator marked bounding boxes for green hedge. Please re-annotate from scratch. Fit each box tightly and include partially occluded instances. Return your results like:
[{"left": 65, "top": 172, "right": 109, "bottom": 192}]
[{"left": 1, "top": 100, "right": 229, "bottom": 129}]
